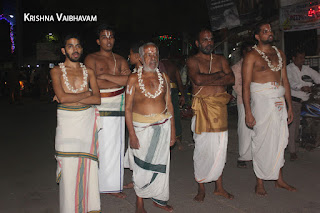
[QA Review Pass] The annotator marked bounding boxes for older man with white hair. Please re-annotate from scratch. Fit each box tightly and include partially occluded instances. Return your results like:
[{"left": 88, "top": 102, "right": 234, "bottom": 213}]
[{"left": 125, "top": 42, "right": 175, "bottom": 213}]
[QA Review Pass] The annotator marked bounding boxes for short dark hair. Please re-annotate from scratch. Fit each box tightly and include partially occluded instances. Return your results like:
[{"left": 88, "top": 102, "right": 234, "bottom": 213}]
[
  {"left": 240, "top": 40, "right": 255, "bottom": 57},
  {"left": 130, "top": 41, "right": 143, "bottom": 54},
  {"left": 253, "top": 22, "right": 270, "bottom": 36},
  {"left": 96, "top": 24, "right": 115, "bottom": 39},
  {"left": 62, "top": 34, "right": 82, "bottom": 48},
  {"left": 292, "top": 48, "right": 305, "bottom": 58},
  {"left": 196, "top": 27, "right": 212, "bottom": 42}
]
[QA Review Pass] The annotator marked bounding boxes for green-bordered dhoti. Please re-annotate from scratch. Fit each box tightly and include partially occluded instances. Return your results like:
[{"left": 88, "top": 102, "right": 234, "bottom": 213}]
[
  {"left": 96, "top": 88, "right": 125, "bottom": 193},
  {"left": 127, "top": 112, "right": 172, "bottom": 206},
  {"left": 55, "top": 104, "right": 101, "bottom": 213}
]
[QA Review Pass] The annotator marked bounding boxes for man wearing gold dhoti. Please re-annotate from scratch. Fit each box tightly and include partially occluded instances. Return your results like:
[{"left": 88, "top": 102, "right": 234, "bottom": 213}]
[{"left": 187, "top": 28, "right": 235, "bottom": 202}]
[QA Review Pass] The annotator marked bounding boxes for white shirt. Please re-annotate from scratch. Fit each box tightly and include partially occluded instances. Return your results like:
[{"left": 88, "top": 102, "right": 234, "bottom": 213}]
[{"left": 287, "top": 63, "right": 320, "bottom": 101}]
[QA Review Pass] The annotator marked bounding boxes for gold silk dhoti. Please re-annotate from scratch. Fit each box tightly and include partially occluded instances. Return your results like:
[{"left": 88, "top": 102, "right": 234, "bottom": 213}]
[{"left": 192, "top": 92, "right": 231, "bottom": 134}]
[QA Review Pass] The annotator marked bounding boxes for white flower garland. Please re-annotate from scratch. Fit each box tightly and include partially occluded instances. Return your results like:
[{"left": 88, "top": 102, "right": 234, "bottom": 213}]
[
  {"left": 132, "top": 66, "right": 143, "bottom": 74},
  {"left": 253, "top": 45, "right": 282, "bottom": 72},
  {"left": 59, "top": 62, "right": 88, "bottom": 93},
  {"left": 137, "top": 66, "right": 164, "bottom": 99}
]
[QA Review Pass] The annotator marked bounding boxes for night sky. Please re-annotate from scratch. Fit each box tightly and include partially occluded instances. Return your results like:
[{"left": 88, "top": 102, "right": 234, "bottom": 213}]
[
  {"left": 1, "top": 0, "right": 211, "bottom": 62},
  {"left": 21, "top": 0, "right": 209, "bottom": 33}
]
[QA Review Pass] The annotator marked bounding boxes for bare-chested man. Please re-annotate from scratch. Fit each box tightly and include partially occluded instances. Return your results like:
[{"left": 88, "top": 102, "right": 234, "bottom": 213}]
[
  {"left": 242, "top": 22, "right": 297, "bottom": 196},
  {"left": 125, "top": 43, "right": 175, "bottom": 213},
  {"left": 187, "top": 28, "right": 235, "bottom": 202},
  {"left": 84, "top": 24, "right": 131, "bottom": 198},
  {"left": 159, "top": 48, "right": 186, "bottom": 150},
  {"left": 50, "top": 34, "right": 101, "bottom": 212}
]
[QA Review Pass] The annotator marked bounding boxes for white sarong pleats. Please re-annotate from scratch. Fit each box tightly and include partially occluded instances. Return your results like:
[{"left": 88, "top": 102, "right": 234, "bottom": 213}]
[
  {"left": 127, "top": 118, "right": 171, "bottom": 206},
  {"left": 96, "top": 88, "right": 125, "bottom": 193},
  {"left": 250, "top": 82, "right": 288, "bottom": 180},
  {"left": 191, "top": 116, "right": 228, "bottom": 183}
]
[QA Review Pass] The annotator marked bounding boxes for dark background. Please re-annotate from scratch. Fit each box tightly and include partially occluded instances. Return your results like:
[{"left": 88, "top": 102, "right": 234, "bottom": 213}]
[{"left": 1, "top": 0, "right": 211, "bottom": 62}]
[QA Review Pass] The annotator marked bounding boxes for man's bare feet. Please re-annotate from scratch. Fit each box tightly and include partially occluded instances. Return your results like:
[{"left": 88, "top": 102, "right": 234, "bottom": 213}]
[
  {"left": 213, "top": 189, "right": 234, "bottom": 200},
  {"left": 153, "top": 202, "right": 173, "bottom": 212},
  {"left": 255, "top": 185, "right": 267, "bottom": 196},
  {"left": 108, "top": 192, "right": 127, "bottom": 199},
  {"left": 124, "top": 182, "right": 134, "bottom": 189},
  {"left": 136, "top": 196, "right": 146, "bottom": 213},
  {"left": 193, "top": 191, "right": 205, "bottom": 202},
  {"left": 275, "top": 180, "right": 297, "bottom": 192},
  {"left": 136, "top": 207, "right": 147, "bottom": 213}
]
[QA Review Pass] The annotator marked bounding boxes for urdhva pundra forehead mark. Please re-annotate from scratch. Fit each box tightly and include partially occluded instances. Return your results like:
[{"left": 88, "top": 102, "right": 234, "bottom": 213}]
[{"left": 102, "top": 31, "right": 113, "bottom": 39}]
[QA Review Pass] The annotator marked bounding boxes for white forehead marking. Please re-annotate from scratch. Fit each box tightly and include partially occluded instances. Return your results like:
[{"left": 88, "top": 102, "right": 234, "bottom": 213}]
[
  {"left": 126, "top": 85, "right": 133, "bottom": 95},
  {"left": 103, "top": 31, "right": 113, "bottom": 39},
  {"left": 145, "top": 46, "right": 156, "bottom": 53}
]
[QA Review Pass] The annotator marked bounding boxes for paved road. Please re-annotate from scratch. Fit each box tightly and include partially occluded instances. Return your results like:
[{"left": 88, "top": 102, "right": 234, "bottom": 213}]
[{"left": 1, "top": 98, "right": 320, "bottom": 213}]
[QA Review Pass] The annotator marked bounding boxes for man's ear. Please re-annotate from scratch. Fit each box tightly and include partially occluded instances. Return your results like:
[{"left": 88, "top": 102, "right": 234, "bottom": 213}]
[
  {"left": 254, "top": 34, "right": 259, "bottom": 42},
  {"left": 61, "top": 48, "right": 66, "bottom": 55},
  {"left": 195, "top": 40, "right": 199, "bottom": 48},
  {"left": 96, "top": 39, "right": 100, "bottom": 46}
]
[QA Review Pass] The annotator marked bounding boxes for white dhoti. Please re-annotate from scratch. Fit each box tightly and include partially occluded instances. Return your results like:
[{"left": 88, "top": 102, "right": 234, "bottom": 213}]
[
  {"left": 192, "top": 116, "right": 228, "bottom": 183},
  {"left": 96, "top": 88, "right": 125, "bottom": 193},
  {"left": 127, "top": 114, "right": 171, "bottom": 206},
  {"left": 237, "top": 103, "right": 253, "bottom": 161},
  {"left": 191, "top": 92, "right": 230, "bottom": 183},
  {"left": 250, "top": 82, "right": 288, "bottom": 180},
  {"left": 55, "top": 105, "right": 101, "bottom": 213}
]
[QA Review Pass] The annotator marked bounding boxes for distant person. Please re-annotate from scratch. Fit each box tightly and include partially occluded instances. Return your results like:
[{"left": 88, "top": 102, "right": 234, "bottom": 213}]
[
  {"left": 187, "top": 28, "right": 235, "bottom": 202},
  {"left": 7, "top": 67, "right": 20, "bottom": 104},
  {"left": 128, "top": 42, "right": 143, "bottom": 72},
  {"left": 39, "top": 65, "right": 49, "bottom": 100},
  {"left": 50, "top": 34, "right": 101, "bottom": 212},
  {"left": 231, "top": 41, "right": 255, "bottom": 168},
  {"left": 159, "top": 47, "right": 185, "bottom": 150},
  {"left": 287, "top": 48, "right": 320, "bottom": 161},
  {"left": 242, "top": 22, "right": 296, "bottom": 196}
]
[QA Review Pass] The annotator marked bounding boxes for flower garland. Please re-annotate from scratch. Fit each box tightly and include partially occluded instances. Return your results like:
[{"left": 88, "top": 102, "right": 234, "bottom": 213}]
[
  {"left": 253, "top": 45, "right": 282, "bottom": 72},
  {"left": 137, "top": 66, "right": 164, "bottom": 99},
  {"left": 59, "top": 62, "right": 88, "bottom": 93}
]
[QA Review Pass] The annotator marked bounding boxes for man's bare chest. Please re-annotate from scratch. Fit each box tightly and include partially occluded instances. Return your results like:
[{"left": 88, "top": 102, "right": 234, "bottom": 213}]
[
  {"left": 254, "top": 53, "right": 282, "bottom": 72},
  {"left": 60, "top": 71, "right": 88, "bottom": 90},
  {"left": 198, "top": 60, "right": 222, "bottom": 74},
  {"left": 143, "top": 76, "right": 165, "bottom": 91},
  {"left": 95, "top": 57, "right": 118, "bottom": 74}
]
